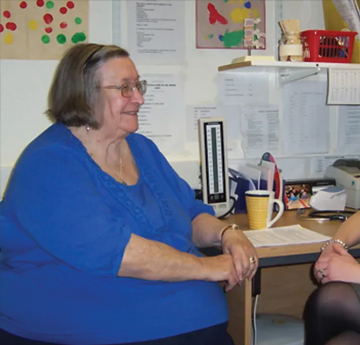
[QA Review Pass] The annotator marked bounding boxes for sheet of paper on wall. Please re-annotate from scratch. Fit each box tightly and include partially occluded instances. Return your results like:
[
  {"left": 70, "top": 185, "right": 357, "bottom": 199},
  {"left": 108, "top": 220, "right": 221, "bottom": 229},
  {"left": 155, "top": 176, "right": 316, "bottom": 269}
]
[
  {"left": 217, "top": 72, "right": 269, "bottom": 105},
  {"left": 185, "top": 105, "right": 243, "bottom": 157},
  {"left": 127, "top": 0, "right": 185, "bottom": 64},
  {"left": 239, "top": 105, "right": 280, "bottom": 158},
  {"left": 275, "top": 157, "right": 307, "bottom": 180},
  {"left": 309, "top": 156, "right": 345, "bottom": 178},
  {"left": 243, "top": 225, "right": 331, "bottom": 248},
  {"left": 137, "top": 74, "right": 185, "bottom": 156},
  {"left": 337, "top": 106, "right": 360, "bottom": 154},
  {"left": 282, "top": 81, "right": 329, "bottom": 155},
  {"left": 327, "top": 69, "right": 360, "bottom": 105}
]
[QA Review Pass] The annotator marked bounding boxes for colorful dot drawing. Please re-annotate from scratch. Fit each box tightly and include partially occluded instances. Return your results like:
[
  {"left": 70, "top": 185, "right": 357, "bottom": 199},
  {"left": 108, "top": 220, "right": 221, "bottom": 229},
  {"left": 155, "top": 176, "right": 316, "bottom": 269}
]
[
  {"left": 46, "top": 1, "right": 55, "bottom": 10},
  {"left": 67, "top": 1, "right": 75, "bottom": 9},
  {"left": 29, "top": 20, "right": 39, "bottom": 31},
  {"left": 71, "top": 32, "right": 86, "bottom": 44},
  {"left": 19, "top": 1, "right": 28, "bottom": 9},
  {"left": 56, "top": 34, "right": 66, "bottom": 44},
  {"left": 4, "top": 32, "right": 14, "bottom": 44},
  {"left": 6, "top": 22, "right": 17, "bottom": 31},
  {"left": 42, "top": 35, "right": 50, "bottom": 44},
  {"left": 43, "top": 14, "right": 54, "bottom": 24},
  {"left": 0, "top": 0, "right": 88, "bottom": 59}
]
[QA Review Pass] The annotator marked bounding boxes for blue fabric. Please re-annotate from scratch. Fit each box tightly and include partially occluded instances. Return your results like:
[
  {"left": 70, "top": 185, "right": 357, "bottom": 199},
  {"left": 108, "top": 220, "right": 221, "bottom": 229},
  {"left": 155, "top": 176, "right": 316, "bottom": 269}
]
[{"left": 0, "top": 123, "right": 228, "bottom": 345}]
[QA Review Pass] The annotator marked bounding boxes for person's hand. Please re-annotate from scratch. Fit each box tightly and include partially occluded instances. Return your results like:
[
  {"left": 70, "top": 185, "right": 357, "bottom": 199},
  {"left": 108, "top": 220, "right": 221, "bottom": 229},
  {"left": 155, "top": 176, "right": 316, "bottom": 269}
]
[
  {"left": 221, "top": 229, "right": 258, "bottom": 284},
  {"left": 315, "top": 245, "right": 360, "bottom": 284},
  {"left": 200, "top": 254, "right": 240, "bottom": 292}
]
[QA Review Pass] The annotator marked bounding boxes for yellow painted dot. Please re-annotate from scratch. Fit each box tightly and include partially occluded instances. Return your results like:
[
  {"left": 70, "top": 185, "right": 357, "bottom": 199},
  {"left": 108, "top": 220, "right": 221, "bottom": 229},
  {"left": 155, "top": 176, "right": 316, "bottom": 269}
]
[
  {"left": 4, "top": 32, "right": 14, "bottom": 44},
  {"left": 231, "top": 8, "right": 251, "bottom": 24},
  {"left": 29, "top": 20, "right": 38, "bottom": 31}
]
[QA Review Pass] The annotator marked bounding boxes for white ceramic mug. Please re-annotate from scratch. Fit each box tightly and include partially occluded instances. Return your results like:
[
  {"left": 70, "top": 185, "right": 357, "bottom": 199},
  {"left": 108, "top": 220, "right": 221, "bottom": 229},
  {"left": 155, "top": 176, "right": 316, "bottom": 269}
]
[{"left": 245, "top": 190, "right": 285, "bottom": 230}]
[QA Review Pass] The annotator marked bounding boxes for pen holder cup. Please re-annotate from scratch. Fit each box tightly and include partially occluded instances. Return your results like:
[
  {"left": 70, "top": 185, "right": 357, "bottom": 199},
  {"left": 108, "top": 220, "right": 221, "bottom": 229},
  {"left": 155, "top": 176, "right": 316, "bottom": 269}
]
[{"left": 245, "top": 190, "right": 284, "bottom": 230}]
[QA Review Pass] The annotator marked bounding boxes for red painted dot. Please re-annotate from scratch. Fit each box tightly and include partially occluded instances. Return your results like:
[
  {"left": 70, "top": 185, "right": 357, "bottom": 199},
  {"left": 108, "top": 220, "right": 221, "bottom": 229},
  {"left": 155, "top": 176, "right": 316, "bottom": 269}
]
[
  {"left": 3, "top": 10, "right": 11, "bottom": 18},
  {"left": 67, "top": 1, "right": 75, "bottom": 9},
  {"left": 59, "top": 7, "right": 67, "bottom": 14},
  {"left": 43, "top": 13, "right": 53, "bottom": 24},
  {"left": 19, "top": 1, "right": 27, "bottom": 9},
  {"left": 6, "top": 22, "right": 17, "bottom": 31},
  {"left": 60, "top": 22, "right": 67, "bottom": 29},
  {"left": 0, "top": 24, "right": 4, "bottom": 33},
  {"left": 36, "top": 0, "right": 44, "bottom": 7},
  {"left": 45, "top": 27, "right": 52, "bottom": 33}
]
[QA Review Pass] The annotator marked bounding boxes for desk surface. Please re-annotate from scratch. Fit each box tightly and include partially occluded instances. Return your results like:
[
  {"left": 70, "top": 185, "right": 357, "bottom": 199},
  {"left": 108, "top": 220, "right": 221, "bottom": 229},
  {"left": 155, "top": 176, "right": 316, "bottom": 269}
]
[{"left": 225, "top": 210, "right": 360, "bottom": 267}]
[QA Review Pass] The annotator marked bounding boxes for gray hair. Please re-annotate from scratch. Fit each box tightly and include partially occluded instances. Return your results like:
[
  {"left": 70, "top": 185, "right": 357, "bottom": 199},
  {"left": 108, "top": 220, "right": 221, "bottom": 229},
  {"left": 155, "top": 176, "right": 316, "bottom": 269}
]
[{"left": 46, "top": 43, "right": 129, "bottom": 129}]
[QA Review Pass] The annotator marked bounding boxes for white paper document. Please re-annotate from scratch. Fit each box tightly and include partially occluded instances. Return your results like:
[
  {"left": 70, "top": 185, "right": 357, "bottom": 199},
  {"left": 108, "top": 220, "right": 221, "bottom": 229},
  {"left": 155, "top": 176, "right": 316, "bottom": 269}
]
[
  {"left": 282, "top": 81, "right": 329, "bottom": 155},
  {"left": 328, "top": 69, "right": 360, "bottom": 105},
  {"left": 217, "top": 72, "right": 269, "bottom": 105},
  {"left": 240, "top": 105, "right": 280, "bottom": 158},
  {"left": 243, "top": 225, "right": 331, "bottom": 248},
  {"left": 137, "top": 74, "right": 185, "bottom": 155},
  {"left": 310, "top": 156, "right": 344, "bottom": 177},
  {"left": 337, "top": 106, "right": 360, "bottom": 154},
  {"left": 127, "top": 0, "right": 185, "bottom": 64}
]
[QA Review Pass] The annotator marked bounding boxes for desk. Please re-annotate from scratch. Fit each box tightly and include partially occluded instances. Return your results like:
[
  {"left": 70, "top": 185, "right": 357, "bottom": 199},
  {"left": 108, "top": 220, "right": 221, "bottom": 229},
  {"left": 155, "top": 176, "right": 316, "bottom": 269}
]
[{"left": 222, "top": 211, "right": 360, "bottom": 345}]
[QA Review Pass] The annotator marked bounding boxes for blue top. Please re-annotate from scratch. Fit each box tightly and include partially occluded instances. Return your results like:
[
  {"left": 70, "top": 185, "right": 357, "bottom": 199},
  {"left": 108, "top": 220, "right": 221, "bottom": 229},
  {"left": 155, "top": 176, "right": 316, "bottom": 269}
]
[{"left": 0, "top": 123, "right": 228, "bottom": 345}]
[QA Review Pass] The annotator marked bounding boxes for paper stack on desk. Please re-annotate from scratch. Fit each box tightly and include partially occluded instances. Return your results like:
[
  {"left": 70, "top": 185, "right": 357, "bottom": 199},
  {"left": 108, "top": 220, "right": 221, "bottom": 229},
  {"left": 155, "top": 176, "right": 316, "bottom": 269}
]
[{"left": 243, "top": 225, "right": 331, "bottom": 248}]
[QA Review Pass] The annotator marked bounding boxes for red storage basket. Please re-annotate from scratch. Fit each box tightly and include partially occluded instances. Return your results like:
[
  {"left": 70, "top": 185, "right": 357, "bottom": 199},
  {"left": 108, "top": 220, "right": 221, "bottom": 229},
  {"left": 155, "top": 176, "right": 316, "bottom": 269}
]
[{"left": 301, "top": 30, "right": 357, "bottom": 63}]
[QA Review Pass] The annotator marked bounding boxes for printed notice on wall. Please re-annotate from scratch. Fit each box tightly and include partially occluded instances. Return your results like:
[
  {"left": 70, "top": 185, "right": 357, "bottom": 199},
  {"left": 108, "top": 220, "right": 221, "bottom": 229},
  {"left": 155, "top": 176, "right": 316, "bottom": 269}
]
[
  {"left": 327, "top": 69, "right": 360, "bottom": 105},
  {"left": 337, "top": 106, "right": 360, "bottom": 154},
  {"left": 282, "top": 81, "right": 329, "bottom": 155},
  {"left": 137, "top": 74, "right": 185, "bottom": 156},
  {"left": 239, "top": 105, "right": 280, "bottom": 158},
  {"left": 127, "top": 0, "right": 185, "bottom": 64},
  {"left": 217, "top": 72, "right": 269, "bottom": 105}
]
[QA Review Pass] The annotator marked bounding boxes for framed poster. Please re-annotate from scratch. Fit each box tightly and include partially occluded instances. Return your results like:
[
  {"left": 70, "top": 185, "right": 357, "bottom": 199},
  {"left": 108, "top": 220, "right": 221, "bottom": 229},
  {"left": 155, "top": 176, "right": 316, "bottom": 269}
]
[{"left": 196, "top": 0, "right": 266, "bottom": 49}]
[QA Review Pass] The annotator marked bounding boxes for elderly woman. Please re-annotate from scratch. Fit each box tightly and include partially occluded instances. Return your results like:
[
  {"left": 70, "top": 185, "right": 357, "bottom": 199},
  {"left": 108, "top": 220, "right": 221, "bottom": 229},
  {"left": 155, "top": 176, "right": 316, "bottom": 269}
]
[
  {"left": 0, "top": 43, "right": 258, "bottom": 345},
  {"left": 304, "top": 211, "right": 360, "bottom": 345}
]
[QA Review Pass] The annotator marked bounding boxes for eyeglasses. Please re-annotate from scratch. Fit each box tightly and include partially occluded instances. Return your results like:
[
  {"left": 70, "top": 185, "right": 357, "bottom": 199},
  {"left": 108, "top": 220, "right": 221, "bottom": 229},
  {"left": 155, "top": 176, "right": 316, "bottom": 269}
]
[{"left": 98, "top": 80, "right": 147, "bottom": 98}]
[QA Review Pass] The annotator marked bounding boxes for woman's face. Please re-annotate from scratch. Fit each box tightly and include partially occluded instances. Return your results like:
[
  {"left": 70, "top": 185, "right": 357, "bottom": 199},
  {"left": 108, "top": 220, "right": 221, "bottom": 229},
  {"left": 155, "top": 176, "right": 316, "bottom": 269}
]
[{"left": 96, "top": 57, "right": 144, "bottom": 137}]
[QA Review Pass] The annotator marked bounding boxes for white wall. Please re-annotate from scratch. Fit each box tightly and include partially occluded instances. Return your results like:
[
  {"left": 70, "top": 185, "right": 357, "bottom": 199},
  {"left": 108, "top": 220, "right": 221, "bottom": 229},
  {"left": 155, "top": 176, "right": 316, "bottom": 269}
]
[{"left": 0, "top": 0, "right": 328, "bottom": 196}]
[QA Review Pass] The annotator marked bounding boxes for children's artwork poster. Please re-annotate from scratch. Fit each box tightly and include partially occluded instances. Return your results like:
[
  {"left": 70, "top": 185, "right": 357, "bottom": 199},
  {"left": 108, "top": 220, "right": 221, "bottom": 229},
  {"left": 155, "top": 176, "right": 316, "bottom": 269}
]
[
  {"left": 0, "top": 0, "right": 88, "bottom": 59},
  {"left": 196, "top": 0, "right": 266, "bottom": 49}
]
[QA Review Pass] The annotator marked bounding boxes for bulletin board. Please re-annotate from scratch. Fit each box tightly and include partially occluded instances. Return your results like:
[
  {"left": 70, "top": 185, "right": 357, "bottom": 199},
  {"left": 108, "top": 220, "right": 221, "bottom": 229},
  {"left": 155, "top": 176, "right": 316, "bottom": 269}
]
[{"left": 0, "top": 0, "right": 88, "bottom": 60}]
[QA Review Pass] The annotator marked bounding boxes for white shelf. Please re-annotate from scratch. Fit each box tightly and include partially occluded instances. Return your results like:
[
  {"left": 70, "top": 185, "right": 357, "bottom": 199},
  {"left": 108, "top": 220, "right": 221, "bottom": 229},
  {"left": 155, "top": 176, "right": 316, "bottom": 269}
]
[{"left": 218, "top": 60, "right": 360, "bottom": 85}]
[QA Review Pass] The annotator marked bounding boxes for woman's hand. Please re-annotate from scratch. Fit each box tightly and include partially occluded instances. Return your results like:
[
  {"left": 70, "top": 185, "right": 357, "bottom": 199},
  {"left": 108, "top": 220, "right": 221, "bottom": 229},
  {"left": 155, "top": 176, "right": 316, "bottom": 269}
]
[
  {"left": 200, "top": 254, "right": 240, "bottom": 292},
  {"left": 221, "top": 229, "right": 258, "bottom": 283},
  {"left": 315, "top": 244, "right": 360, "bottom": 284}
]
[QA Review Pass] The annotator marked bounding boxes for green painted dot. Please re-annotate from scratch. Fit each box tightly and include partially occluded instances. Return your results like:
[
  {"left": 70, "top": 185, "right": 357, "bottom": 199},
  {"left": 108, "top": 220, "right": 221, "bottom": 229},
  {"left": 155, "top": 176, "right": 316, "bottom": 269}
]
[
  {"left": 71, "top": 32, "right": 86, "bottom": 44},
  {"left": 41, "top": 35, "right": 50, "bottom": 44},
  {"left": 46, "top": 1, "right": 54, "bottom": 9},
  {"left": 75, "top": 17, "right": 82, "bottom": 25},
  {"left": 56, "top": 34, "right": 66, "bottom": 44}
]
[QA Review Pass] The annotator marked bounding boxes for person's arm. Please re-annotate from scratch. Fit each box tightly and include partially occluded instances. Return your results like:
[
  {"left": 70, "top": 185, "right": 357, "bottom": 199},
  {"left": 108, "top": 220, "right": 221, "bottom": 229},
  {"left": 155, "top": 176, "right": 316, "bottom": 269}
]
[
  {"left": 191, "top": 213, "right": 258, "bottom": 281},
  {"left": 329, "top": 211, "right": 360, "bottom": 248},
  {"left": 118, "top": 233, "right": 240, "bottom": 291},
  {"left": 314, "top": 211, "right": 360, "bottom": 282}
]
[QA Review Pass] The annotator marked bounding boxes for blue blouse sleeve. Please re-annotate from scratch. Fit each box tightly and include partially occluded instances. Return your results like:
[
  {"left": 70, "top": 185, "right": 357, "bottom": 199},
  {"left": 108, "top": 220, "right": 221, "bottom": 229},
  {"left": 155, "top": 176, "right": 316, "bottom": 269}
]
[
  {"left": 7, "top": 148, "right": 132, "bottom": 277},
  {"left": 139, "top": 136, "right": 215, "bottom": 220}
]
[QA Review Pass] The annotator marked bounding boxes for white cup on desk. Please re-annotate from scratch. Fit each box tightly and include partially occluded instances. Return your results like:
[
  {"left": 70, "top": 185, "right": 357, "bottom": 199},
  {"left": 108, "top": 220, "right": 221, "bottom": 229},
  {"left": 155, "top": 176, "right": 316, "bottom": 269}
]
[{"left": 245, "top": 190, "right": 284, "bottom": 230}]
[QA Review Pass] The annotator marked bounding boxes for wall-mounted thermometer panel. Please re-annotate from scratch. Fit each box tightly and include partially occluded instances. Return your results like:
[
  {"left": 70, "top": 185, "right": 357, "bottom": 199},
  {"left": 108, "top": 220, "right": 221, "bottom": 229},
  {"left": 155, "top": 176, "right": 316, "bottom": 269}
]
[{"left": 198, "top": 117, "right": 230, "bottom": 218}]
